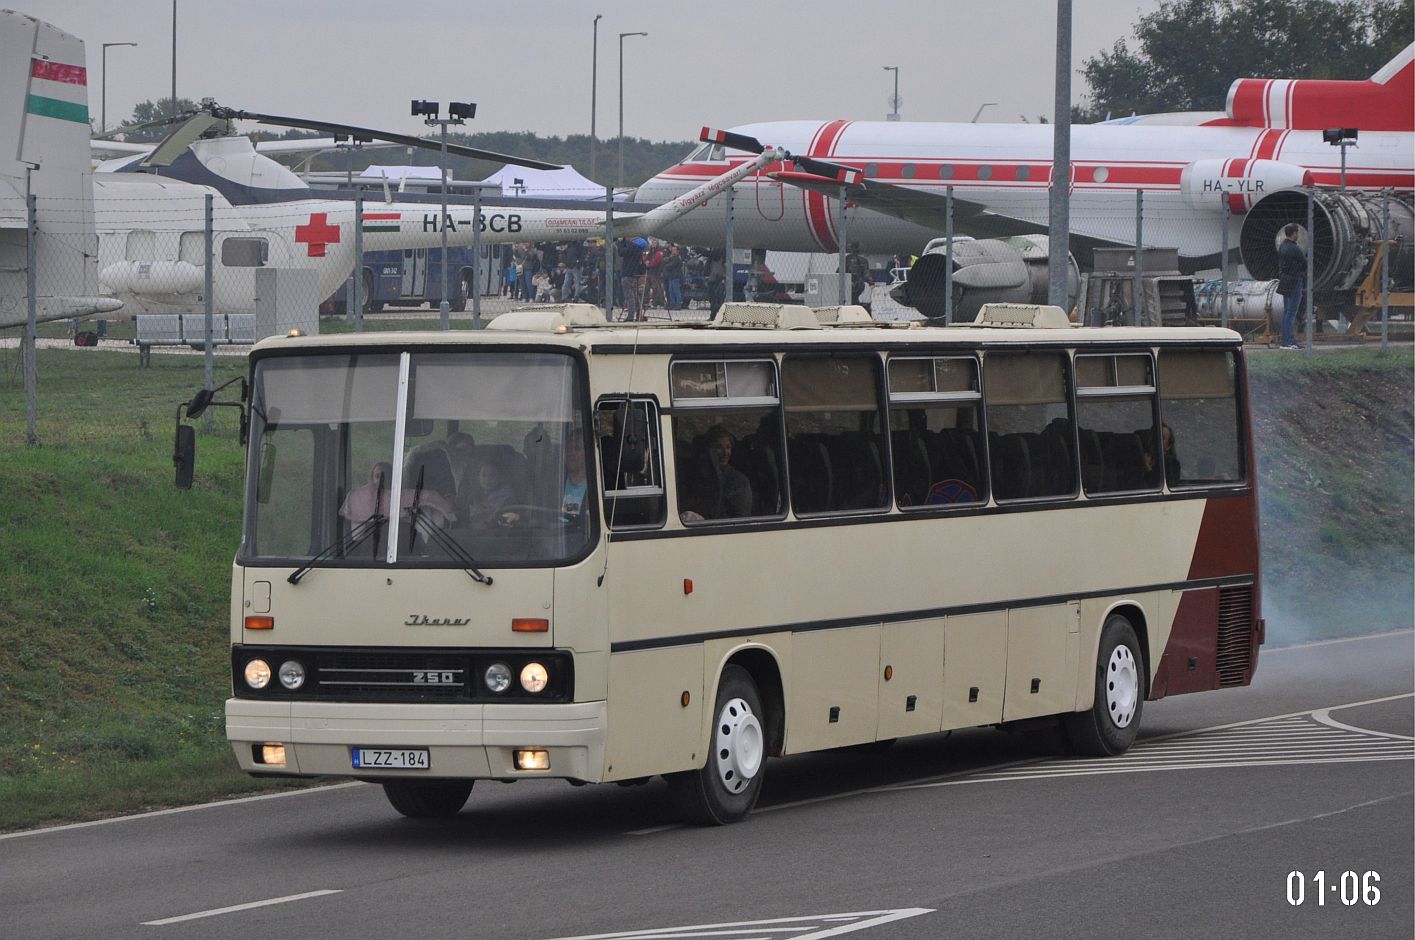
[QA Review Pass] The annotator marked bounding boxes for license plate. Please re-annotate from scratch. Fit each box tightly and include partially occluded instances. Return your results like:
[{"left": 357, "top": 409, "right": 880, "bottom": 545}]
[{"left": 352, "top": 748, "right": 430, "bottom": 770}]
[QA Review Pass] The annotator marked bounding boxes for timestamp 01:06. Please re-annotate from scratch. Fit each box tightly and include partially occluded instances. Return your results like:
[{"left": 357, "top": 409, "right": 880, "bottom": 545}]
[{"left": 1286, "top": 870, "right": 1381, "bottom": 906}]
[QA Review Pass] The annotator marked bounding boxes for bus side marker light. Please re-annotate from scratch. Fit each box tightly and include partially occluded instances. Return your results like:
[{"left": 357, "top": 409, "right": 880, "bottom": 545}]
[
  {"left": 513, "top": 618, "right": 549, "bottom": 633},
  {"left": 883, "top": 665, "right": 894, "bottom": 681},
  {"left": 683, "top": 579, "right": 693, "bottom": 595},
  {"left": 245, "top": 615, "right": 274, "bottom": 630},
  {"left": 681, "top": 691, "right": 691, "bottom": 707},
  {"left": 515, "top": 749, "right": 550, "bottom": 771}
]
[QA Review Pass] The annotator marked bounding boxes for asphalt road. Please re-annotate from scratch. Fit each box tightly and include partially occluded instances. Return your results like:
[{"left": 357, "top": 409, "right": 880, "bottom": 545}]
[{"left": 3, "top": 630, "right": 1411, "bottom": 940}]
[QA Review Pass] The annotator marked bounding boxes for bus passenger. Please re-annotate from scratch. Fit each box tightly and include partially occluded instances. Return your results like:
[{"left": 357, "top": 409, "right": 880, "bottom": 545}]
[
  {"left": 341, "top": 461, "right": 392, "bottom": 525},
  {"left": 681, "top": 426, "right": 752, "bottom": 522}
]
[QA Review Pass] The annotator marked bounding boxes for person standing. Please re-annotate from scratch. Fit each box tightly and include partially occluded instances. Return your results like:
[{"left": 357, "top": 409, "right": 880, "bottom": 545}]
[
  {"left": 843, "top": 241, "right": 874, "bottom": 311},
  {"left": 620, "top": 237, "right": 648, "bottom": 321},
  {"left": 663, "top": 245, "right": 686, "bottom": 311},
  {"left": 1277, "top": 223, "right": 1307, "bottom": 350}
]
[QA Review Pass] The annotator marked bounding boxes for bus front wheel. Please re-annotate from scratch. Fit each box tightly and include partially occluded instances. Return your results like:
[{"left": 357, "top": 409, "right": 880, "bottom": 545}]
[
  {"left": 382, "top": 779, "right": 473, "bottom": 818},
  {"left": 1065, "top": 614, "right": 1144, "bottom": 756},
  {"left": 667, "top": 665, "right": 766, "bottom": 825}
]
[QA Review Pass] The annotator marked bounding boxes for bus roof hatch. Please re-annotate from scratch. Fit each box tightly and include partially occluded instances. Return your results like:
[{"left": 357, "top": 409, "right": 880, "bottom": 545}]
[
  {"left": 960, "top": 303, "right": 1074, "bottom": 329},
  {"left": 710, "top": 302, "right": 822, "bottom": 330}
]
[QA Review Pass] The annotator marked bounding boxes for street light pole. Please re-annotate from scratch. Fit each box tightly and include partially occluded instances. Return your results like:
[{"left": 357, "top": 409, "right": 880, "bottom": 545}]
[
  {"left": 618, "top": 30, "right": 647, "bottom": 190},
  {"left": 413, "top": 99, "right": 475, "bottom": 330},
  {"left": 883, "top": 66, "right": 899, "bottom": 121},
  {"left": 101, "top": 42, "right": 137, "bottom": 133},
  {"left": 591, "top": 14, "right": 602, "bottom": 181}
]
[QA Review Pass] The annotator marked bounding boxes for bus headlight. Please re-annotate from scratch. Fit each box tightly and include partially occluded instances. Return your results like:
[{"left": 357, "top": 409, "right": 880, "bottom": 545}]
[
  {"left": 520, "top": 662, "right": 549, "bottom": 694},
  {"left": 278, "top": 660, "right": 306, "bottom": 690},
  {"left": 485, "top": 662, "right": 512, "bottom": 693},
  {"left": 244, "top": 658, "right": 272, "bottom": 690}
]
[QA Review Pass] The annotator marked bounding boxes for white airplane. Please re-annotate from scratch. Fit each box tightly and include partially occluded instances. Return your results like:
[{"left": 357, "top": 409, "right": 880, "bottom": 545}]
[
  {"left": 1, "top": 9, "right": 122, "bottom": 327},
  {"left": 0, "top": 13, "right": 786, "bottom": 327},
  {"left": 635, "top": 45, "right": 1414, "bottom": 317}
]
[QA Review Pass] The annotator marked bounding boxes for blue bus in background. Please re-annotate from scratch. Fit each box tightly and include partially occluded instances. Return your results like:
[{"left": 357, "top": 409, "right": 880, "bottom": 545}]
[{"left": 326, "top": 245, "right": 479, "bottom": 315}]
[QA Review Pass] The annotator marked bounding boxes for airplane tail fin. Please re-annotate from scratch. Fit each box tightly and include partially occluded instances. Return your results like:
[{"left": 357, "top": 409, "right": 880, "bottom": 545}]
[
  {"left": 1223, "top": 43, "right": 1414, "bottom": 132},
  {"left": 0, "top": 10, "right": 111, "bottom": 328}
]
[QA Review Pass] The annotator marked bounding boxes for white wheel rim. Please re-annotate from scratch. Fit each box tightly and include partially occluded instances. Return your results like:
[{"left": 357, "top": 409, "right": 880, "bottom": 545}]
[
  {"left": 1105, "top": 644, "right": 1139, "bottom": 729},
  {"left": 713, "top": 696, "right": 764, "bottom": 793}
]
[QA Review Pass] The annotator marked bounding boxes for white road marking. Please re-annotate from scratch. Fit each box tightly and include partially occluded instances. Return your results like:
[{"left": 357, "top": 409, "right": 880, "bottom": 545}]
[
  {"left": 540, "top": 909, "right": 934, "bottom": 940},
  {"left": 141, "top": 889, "right": 341, "bottom": 926},
  {"left": 0, "top": 782, "right": 363, "bottom": 842}
]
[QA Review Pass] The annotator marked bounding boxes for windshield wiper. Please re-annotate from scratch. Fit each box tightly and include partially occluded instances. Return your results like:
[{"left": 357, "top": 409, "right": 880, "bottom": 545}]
[
  {"left": 287, "top": 513, "right": 386, "bottom": 585},
  {"left": 405, "top": 510, "right": 494, "bottom": 586}
]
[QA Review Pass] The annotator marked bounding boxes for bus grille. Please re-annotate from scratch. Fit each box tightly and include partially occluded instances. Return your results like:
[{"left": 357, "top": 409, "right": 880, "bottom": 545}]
[
  {"left": 1215, "top": 585, "right": 1254, "bottom": 687},
  {"left": 319, "top": 651, "right": 470, "bottom": 701}
]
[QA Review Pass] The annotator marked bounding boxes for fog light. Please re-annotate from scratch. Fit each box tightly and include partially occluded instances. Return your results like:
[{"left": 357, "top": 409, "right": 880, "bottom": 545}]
[
  {"left": 258, "top": 743, "right": 286, "bottom": 766},
  {"left": 278, "top": 660, "right": 306, "bottom": 690},
  {"left": 520, "top": 662, "right": 549, "bottom": 694},
  {"left": 244, "top": 658, "right": 271, "bottom": 690},
  {"left": 514, "top": 749, "right": 550, "bottom": 771},
  {"left": 485, "top": 662, "right": 511, "bottom": 693}
]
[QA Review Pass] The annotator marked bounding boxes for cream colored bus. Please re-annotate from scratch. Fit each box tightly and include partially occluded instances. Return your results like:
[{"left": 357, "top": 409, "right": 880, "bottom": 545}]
[{"left": 188, "top": 301, "right": 1262, "bottom": 825}]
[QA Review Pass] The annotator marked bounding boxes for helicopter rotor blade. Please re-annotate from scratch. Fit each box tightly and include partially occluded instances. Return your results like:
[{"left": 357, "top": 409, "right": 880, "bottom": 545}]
[
  {"left": 699, "top": 126, "right": 766, "bottom": 155},
  {"left": 790, "top": 155, "right": 863, "bottom": 184},
  {"left": 141, "top": 113, "right": 226, "bottom": 167},
  {"left": 212, "top": 107, "right": 561, "bottom": 171}
]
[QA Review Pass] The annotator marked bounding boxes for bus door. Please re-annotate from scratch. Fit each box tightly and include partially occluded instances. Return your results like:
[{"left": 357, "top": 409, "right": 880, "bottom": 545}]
[{"left": 402, "top": 248, "right": 427, "bottom": 299}]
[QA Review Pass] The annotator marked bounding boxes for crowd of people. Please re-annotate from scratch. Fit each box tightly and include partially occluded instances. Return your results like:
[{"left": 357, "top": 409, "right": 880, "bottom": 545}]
[{"left": 495, "top": 238, "right": 731, "bottom": 318}]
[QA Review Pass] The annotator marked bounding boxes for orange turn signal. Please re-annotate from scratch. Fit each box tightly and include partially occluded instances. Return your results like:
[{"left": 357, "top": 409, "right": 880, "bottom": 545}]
[
  {"left": 683, "top": 578, "right": 694, "bottom": 595},
  {"left": 245, "top": 615, "right": 274, "bottom": 631},
  {"left": 512, "top": 618, "right": 549, "bottom": 633}
]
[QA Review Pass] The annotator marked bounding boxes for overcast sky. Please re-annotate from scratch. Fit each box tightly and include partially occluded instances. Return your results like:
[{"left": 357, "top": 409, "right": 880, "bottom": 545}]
[{"left": 28, "top": 0, "right": 1162, "bottom": 140}]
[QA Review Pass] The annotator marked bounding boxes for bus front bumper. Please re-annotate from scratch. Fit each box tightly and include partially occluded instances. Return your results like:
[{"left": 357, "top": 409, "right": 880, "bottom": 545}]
[{"left": 226, "top": 699, "right": 607, "bottom": 783}]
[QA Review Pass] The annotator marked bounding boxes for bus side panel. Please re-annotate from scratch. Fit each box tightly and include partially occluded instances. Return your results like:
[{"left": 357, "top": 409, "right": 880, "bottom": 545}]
[
  {"left": 786, "top": 625, "right": 881, "bottom": 753},
  {"left": 604, "top": 647, "right": 704, "bottom": 781},
  {"left": 878, "top": 619, "right": 946, "bottom": 739},
  {"left": 1003, "top": 603, "right": 1079, "bottom": 722},
  {"left": 941, "top": 612, "right": 1008, "bottom": 731}
]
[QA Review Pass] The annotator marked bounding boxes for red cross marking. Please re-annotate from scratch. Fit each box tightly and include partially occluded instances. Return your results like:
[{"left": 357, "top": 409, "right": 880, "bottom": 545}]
[{"left": 294, "top": 212, "right": 341, "bottom": 257}]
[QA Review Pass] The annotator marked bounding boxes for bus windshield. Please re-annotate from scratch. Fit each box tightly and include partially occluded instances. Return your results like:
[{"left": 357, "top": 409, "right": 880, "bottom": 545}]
[{"left": 243, "top": 349, "right": 593, "bottom": 569}]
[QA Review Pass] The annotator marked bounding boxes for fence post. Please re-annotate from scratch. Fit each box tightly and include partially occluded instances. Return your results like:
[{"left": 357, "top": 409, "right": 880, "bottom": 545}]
[
  {"left": 203, "top": 192, "right": 215, "bottom": 430},
  {"left": 471, "top": 185, "right": 482, "bottom": 329},
  {"left": 603, "top": 184, "right": 615, "bottom": 319},
  {"left": 723, "top": 184, "right": 734, "bottom": 313},
  {"left": 837, "top": 185, "right": 848, "bottom": 306},
  {"left": 24, "top": 185, "right": 37, "bottom": 445},
  {"left": 1304, "top": 187, "right": 1314, "bottom": 353},
  {"left": 1220, "top": 192, "right": 1230, "bottom": 329},
  {"left": 353, "top": 192, "right": 364, "bottom": 332},
  {"left": 944, "top": 185, "right": 954, "bottom": 325},
  {"left": 1133, "top": 189, "right": 1144, "bottom": 326},
  {"left": 1381, "top": 188, "right": 1390, "bottom": 352}
]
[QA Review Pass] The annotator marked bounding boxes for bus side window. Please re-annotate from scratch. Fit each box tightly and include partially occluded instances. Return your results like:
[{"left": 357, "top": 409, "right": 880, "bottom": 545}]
[
  {"left": 782, "top": 355, "right": 889, "bottom": 514},
  {"left": 887, "top": 356, "right": 985, "bottom": 508},
  {"left": 1076, "top": 353, "right": 1160, "bottom": 494},
  {"left": 597, "top": 398, "right": 666, "bottom": 529},
  {"left": 983, "top": 352, "right": 1076, "bottom": 501},
  {"left": 1158, "top": 350, "right": 1244, "bottom": 486}
]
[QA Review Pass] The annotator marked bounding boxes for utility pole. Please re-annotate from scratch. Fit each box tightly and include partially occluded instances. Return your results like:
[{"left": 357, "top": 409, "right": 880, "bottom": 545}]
[
  {"left": 591, "top": 14, "right": 602, "bottom": 181},
  {"left": 1047, "top": 0, "right": 1073, "bottom": 310},
  {"left": 413, "top": 99, "right": 475, "bottom": 330}
]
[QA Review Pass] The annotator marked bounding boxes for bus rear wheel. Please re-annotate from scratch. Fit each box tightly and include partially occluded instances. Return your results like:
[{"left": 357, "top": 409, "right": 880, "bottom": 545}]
[
  {"left": 382, "top": 779, "right": 473, "bottom": 818},
  {"left": 1065, "top": 614, "right": 1144, "bottom": 756},
  {"left": 667, "top": 665, "right": 766, "bottom": 825}
]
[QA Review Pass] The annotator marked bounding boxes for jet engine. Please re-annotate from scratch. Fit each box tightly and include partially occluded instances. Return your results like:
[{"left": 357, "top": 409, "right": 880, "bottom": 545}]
[
  {"left": 1239, "top": 189, "right": 1414, "bottom": 298},
  {"left": 890, "top": 235, "right": 1079, "bottom": 323}
]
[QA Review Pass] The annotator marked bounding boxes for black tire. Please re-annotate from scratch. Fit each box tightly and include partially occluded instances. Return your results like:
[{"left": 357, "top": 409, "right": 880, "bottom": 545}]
[
  {"left": 382, "top": 779, "right": 473, "bottom": 818},
  {"left": 362, "top": 271, "right": 384, "bottom": 313},
  {"left": 666, "top": 665, "right": 767, "bottom": 825},
  {"left": 1065, "top": 614, "right": 1144, "bottom": 756}
]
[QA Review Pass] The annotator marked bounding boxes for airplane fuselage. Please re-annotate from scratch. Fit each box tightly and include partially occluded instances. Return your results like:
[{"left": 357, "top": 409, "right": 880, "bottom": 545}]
[{"left": 635, "top": 120, "right": 1415, "bottom": 257}]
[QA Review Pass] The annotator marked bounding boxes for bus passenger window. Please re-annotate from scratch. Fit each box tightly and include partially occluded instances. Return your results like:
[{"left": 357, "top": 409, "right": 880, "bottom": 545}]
[
  {"left": 983, "top": 352, "right": 1076, "bottom": 501},
  {"left": 1158, "top": 350, "right": 1244, "bottom": 486},
  {"left": 783, "top": 355, "right": 889, "bottom": 514},
  {"left": 670, "top": 360, "right": 785, "bottom": 524},
  {"left": 887, "top": 356, "right": 984, "bottom": 507},
  {"left": 1075, "top": 354, "right": 1160, "bottom": 494},
  {"left": 597, "top": 398, "right": 666, "bottom": 529}
]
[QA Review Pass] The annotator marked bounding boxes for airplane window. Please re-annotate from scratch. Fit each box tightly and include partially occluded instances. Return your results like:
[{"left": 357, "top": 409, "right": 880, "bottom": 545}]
[
  {"left": 1016, "top": 165, "right": 1031, "bottom": 181},
  {"left": 939, "top": 165, "right": 954, "bottom": 180},
  {"left": 1093, "top": 166, "right": 1110, "bottom": 183},
  {"left": 865, "top": 163, "right": 880, "bottom": 178},
  {"left": 221, "top": 238, "right": 269, "bottom": 268},
  {"left": 125, "top": 229, "right": 156, "bottom": 262},
  {"left": 901, "top": 164, "right": 916, "bottom": 179},
  {"left": 977, "top": 165, "right": 992, "bottom": 181},
  {"left": 179, "top": 231, "right": 205, "bottom": 265},
  {"left": 708, "top": 144, "right": 726, "bottom": 162},
  {"left": 686, "top": 143, "right": 712, "bottom": 162}
]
